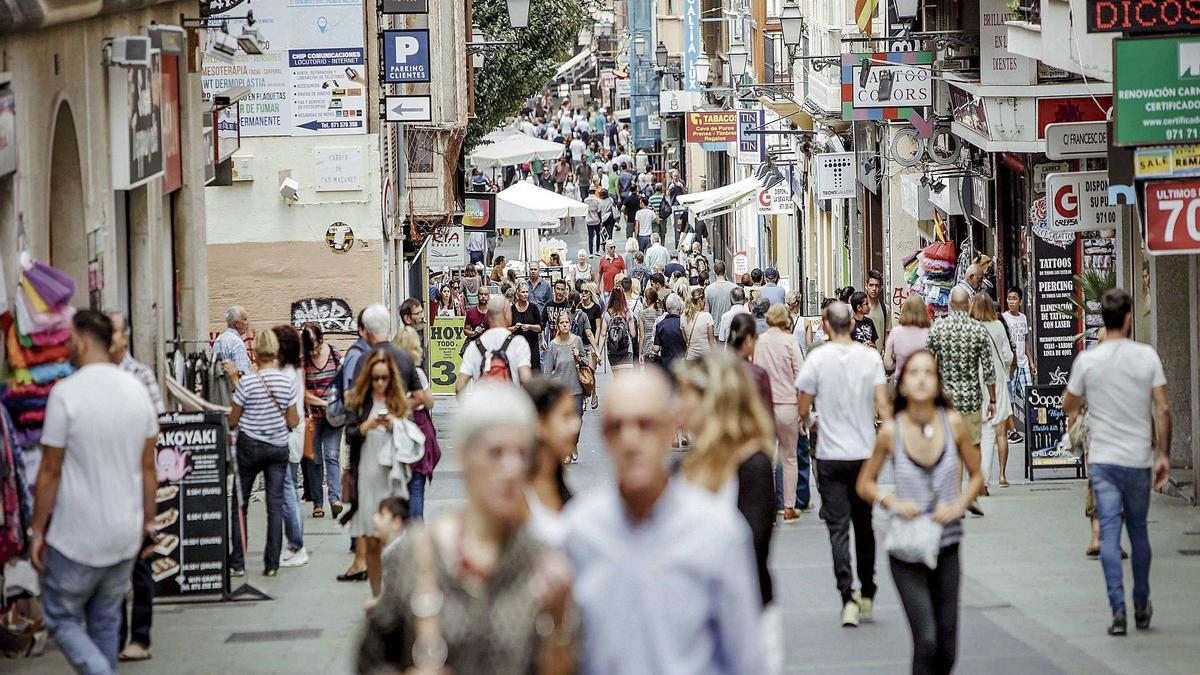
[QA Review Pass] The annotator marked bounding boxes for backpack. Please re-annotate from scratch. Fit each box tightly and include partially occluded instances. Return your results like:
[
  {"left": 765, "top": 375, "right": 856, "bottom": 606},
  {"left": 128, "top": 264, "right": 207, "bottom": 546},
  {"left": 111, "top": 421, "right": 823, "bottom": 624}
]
[
  {"left": 607, "top": 313, "right": 632, "bottom": 357},
  {"left": 475, "top": 334, "right": 518, "bottom": 382},
  {"left": 657, "top": 196, "right": 672, "bottom": 221},
  {"left": 324, "top": 346, "right": 352, "bottom": 428}
]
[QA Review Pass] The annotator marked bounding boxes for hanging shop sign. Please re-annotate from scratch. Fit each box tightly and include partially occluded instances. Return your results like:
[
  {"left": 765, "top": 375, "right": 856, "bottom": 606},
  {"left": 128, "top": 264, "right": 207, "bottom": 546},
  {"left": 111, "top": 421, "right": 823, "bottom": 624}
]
[
  {"left": 383, "top": 95, "right": 433, "bottom": 123},
  {"left": 814, "top": 152, "right": 857, "bottom": 200},
  {"left": 0, "top": 87, "right": 14, "bottom": 178},
  {"left": 428, "top": 226, "right": 465, "bottom": 267},
  {"left": 1046, "top": 171, "right": 1120, "bottom": 232},
  {"left": 682, "top": 0, "right": 701, "bottom": 91},
  {"left": 326, "top": 222, "right": 354, "bottom": 253},
  {"left": 840, "top": 51, "right": 933, "bottom": 121},
  {"left": 1134, "top": 145, "right": 1200, "bottom": 179},
  {"left": 428, "top": 317, "right": 465, "bottom": 395},
  {"left": 732, "top": 250, "right": 750, "bottom": 276},
  {"left": 684, "top": 111, "right": 737, "bottom": 143},
  {"left": 1114, "top": 36, "right": 1200, "bottom": 146},
  {"left": 381, "top": 0, "right": 428, "bottom": 13},
  {"left": 659, "top": 90, "right": 695, "bottom": 115},
  {"left": 109, "top": 50, "right": 164, "bottom": 190},
  {"left": 215, "top": 104, "right": 240, "bottom": 162},
  {"left": 948, "top": 86, "right": 989, "bottom": 137},
  {"left": 1086, "top": 0, "right": 1200, "bottom": 34},
  {"left": 383, "top": 30, "right": 431, "bottom": 83},
  {"left": 1143, "top": 178, "right": 1200, "bottom": 255},
  {"left": 315, "top": 147, "right": 364, "bottom": 191},
  {"left": 736, "top": 109, "right": 766, "bottom": 166},
  {"left": 756, "top": 184, "right": 791, "bottom": 215},
  {"left": 1036, "top": 96, "right": 1111, "bottom": 139},
  {"left": 462, "top": 192, "right": 497, "bottom": 233},
  {"left": 1030, "top": 197, "right": 1080, "bottom": 386},
  {"left": 900, "top": 173, "right": 935, "bottom": 220},
  {"left": 160, "top": 54, "right": 183, "bottom": 193},
  {"left": 980, "top": 0, "right": 1036, "bottom": 85},
  {"left": 152, "top": 411, "right": 229, "bottom": 597},
  {"left": 1045, "top": 121, "right": 1108, "bottom": 160}
]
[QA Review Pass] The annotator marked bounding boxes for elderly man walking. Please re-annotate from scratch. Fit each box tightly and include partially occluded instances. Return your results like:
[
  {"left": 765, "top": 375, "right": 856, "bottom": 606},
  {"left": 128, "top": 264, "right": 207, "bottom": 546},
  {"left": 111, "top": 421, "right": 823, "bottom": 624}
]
[{"left": 927, "top": 287, "right": 995, "bottom": 515}]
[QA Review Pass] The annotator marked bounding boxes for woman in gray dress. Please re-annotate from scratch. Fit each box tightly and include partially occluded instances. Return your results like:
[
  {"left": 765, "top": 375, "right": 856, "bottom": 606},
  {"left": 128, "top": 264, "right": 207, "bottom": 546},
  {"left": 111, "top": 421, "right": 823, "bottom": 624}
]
[{"left": 543, "top": 312, "right": 585, "bottom": 417}]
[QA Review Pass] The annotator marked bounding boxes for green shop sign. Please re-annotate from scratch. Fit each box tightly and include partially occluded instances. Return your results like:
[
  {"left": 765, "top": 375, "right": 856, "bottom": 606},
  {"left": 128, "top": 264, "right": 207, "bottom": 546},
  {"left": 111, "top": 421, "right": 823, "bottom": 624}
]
[{"left": 1114, "top": 36, "right": 1200, "bottom": 147}]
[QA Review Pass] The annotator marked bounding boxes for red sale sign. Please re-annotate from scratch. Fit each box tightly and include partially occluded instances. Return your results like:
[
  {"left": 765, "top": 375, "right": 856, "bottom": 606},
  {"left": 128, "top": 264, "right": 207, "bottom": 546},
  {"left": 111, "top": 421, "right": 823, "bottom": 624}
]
[{"left": 1144, "top": 179, "right": 1200, "bottom": 255}]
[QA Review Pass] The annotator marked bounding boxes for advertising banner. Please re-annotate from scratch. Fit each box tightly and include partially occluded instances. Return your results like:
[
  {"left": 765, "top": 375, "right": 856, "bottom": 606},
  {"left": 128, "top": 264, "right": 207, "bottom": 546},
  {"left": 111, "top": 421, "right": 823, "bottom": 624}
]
[
  {"left": 841, "top": 51, "right": 932, "bottom": 121},
  {"left": 1086, "top": 0, "right": 1200, "bottom": 34},
  {"left": 1046, "top": 171, "right": 1119, "bottom": 232},
  {"left": 683, "top": 0, "right": 701, "bottom": 91},
  {"left": 980, "top": 0, "right": 1036, "bottom": 85},
  {"left": 152, "top": 411, "right": 229, "bottom": 597},
  {"left": 737, "top": 109, "right": 766, "bottom": 166},
  {"left": 428, "top": 226, "right": 465, "bottom": 268},
  {"left": 1143, "top": 178, "right": 1200, "bottom": 255},
  {"left": 428, "top": 317, "right": 465, "bottom": 395},
  {"left": 382, "top": 30, "right": 431, "bottom": 83},
  {"left": 1113, "top": 35, "right": 1200, "bottom": 146},
  {"left": 462, "top": 192, "right": 497, "bottom": 233},
  {"left": 685, "top": 111, "right": 737, "bottom": 143},
  {"left": 1036, "top": 96, "right": 1111, "bottom": 138},
  {"left": 288, "top": 48, "right": 367, "bottom": 134},
  {"left": 1134, "top": 145, "right": 1200, "bottom": 179},
  {"left": 381, "top": 0, "right": 428, "bottom": 12},
  {"left": 1024, "top": 385, "right": 1084, "bottom": 471},
  {"left": 160, "top": 54, "right": 183, "bottom": 192},
  {"left": 109, "top": 51, "right": 164, "bottom": 190},
  {"left": 1030, "top": 197, "right": 1080, "bottom": 387}
]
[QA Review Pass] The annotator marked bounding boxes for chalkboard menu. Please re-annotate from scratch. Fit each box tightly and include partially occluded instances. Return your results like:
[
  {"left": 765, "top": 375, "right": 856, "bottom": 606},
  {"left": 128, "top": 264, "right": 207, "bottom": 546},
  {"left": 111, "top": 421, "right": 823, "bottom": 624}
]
[
  {"left": 1030, "top": 201, "right": 1081, "bottom": 386},
  {"left": 1024, "top": 385, "right": 1085, "bottom": 479},
  {"left": 152, "top": 411, "right": 229, "bottom": 597}
]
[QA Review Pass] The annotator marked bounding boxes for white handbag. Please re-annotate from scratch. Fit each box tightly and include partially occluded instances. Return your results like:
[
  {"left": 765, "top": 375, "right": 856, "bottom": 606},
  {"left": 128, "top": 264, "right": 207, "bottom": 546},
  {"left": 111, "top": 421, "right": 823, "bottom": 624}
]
[{"left": 884, "top": 515, "right": 944, "bottom": 569}]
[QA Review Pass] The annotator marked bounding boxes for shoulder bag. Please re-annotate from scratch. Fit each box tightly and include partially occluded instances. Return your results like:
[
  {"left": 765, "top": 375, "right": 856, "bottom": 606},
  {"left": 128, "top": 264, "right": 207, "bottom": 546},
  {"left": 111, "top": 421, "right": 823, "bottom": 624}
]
[
  {"left": 576, "top": 338, "right": 596, "bottom": 396},
  {"left": 883, "top": 466, "right": 944, "bottom": 570}
]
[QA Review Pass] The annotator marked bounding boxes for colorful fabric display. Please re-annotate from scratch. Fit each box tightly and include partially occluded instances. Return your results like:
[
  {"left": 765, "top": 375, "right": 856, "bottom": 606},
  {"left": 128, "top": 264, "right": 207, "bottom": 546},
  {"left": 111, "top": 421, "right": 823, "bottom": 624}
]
[
  {"left": 13, "top": 289, "right": 75, "bottom": 335},
  {"left": 15, "top": 410, "right": 44, "bottom": 428},
  {"left": 22, "top": 260, "right": 77, "bottom": 310}
]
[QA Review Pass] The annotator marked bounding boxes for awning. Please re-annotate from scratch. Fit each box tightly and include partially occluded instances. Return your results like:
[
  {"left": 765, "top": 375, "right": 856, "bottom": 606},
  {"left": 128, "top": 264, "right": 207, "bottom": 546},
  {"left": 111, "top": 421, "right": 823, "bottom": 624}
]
[
  {"left": 678, "top": 176, "right": 763, "bottom": 218},
  {"left": 757, "top": 97, "right": 814, "bottom": 131},
  {"left": 468, "top": 134, "right": 565, "bottom": 169},
  {"left": 554, "top": 48, "right": 594, "bottom": 80},
  {"left": 497, "top": 182, "right": 588, "bottom": 229}
]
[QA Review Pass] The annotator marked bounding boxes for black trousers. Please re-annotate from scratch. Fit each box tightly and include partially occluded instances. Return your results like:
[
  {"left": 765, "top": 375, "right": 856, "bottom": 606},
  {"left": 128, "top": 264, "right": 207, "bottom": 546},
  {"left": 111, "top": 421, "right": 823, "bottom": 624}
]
[
  {"left": 817, "top": 459, "right": 876, "bottom": 604},
  {"left": 890, "top": 545, "right": 961, "bottom": 675},
  {"left": 119, "top": 558, "right": 154, "bottom": 648}
]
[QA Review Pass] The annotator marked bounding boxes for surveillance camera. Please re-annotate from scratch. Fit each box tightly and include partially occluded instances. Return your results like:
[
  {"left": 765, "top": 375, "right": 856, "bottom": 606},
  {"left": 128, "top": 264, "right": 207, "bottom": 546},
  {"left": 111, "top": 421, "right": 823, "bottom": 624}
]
[
  {"left": 279, "top": 177, "right": 300, "bottom": 202},
  {"left": 210, "top": 29, "right": 238, "bottom": 62}
]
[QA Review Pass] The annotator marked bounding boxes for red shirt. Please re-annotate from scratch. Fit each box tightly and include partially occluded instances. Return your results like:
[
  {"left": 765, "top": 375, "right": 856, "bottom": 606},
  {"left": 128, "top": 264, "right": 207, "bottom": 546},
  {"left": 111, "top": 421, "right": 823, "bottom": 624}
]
[
  {"left": 465, "top": 307, "right": 489, "bottom": 333},
  {"left": 598, "top": 255, "right": 626, "bottom": 292}
]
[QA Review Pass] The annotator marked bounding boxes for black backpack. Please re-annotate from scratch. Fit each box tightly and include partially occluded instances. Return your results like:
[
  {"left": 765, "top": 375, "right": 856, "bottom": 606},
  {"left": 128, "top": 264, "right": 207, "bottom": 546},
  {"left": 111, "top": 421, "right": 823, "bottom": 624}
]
[
  {"left": 607, "top": 314, "right": 632, "bottom": 357},
  {"left": 657, "top": 196, "right": 673, "bottom": 221}
]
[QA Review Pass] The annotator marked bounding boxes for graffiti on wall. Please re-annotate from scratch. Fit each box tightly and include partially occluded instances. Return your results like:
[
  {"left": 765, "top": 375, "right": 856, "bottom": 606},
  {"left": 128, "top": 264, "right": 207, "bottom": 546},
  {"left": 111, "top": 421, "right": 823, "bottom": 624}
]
[{"left": 291, "top": 298, "right": 356, "bottom": 333}]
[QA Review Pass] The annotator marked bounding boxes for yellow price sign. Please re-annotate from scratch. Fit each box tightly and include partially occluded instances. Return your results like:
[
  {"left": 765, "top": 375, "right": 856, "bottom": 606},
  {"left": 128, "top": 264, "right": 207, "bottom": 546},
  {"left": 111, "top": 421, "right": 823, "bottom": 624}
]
[{"left": 428, "top": 317, "right": 466, "bottom": 395}]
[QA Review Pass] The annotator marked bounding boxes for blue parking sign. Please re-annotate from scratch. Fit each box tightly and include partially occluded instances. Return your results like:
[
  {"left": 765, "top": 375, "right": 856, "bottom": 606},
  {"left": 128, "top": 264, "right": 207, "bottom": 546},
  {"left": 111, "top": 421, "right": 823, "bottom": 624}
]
[{"left": 383, "top": 29, "right": 431, "bottom": 83}]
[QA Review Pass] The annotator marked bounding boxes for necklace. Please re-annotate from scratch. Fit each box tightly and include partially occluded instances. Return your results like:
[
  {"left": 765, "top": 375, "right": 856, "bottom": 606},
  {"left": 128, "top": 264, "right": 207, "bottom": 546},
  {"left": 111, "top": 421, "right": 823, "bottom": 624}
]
[{"left": 922, "top": 424, "right": 935, "bottom": 439}]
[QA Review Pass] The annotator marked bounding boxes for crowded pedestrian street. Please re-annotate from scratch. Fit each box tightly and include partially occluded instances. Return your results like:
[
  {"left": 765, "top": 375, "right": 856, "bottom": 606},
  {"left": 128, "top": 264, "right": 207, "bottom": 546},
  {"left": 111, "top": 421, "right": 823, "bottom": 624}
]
[{"left": 4, "top": 1, "right": 1200, "bottom": 674}]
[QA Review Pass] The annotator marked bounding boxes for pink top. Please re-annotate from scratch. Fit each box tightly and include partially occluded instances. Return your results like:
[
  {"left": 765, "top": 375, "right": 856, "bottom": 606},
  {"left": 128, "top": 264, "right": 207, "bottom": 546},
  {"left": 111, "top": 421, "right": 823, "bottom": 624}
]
[
  {"left": 886, "top": 325, "right": 930, "bottom": 375},
  {"left": 753, "top": 327, "right": 805, "bottom": 405}
]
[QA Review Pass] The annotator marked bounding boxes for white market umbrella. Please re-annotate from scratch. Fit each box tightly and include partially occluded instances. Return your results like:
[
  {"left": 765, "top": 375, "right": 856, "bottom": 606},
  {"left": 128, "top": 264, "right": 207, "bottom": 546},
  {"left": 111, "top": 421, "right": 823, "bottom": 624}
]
[
  {"left": 469, "top": 133, "right": 566, "bottom": 169},
  {"left": 496, "top": 182, "right": 589, "bottom": 265}
]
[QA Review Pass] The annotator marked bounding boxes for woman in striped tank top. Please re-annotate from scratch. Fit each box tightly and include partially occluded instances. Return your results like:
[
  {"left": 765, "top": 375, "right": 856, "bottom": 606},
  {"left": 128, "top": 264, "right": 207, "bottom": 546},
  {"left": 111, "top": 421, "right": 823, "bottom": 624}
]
[{"left": 857, "top": 350, "right": 985, "bottom": 675}]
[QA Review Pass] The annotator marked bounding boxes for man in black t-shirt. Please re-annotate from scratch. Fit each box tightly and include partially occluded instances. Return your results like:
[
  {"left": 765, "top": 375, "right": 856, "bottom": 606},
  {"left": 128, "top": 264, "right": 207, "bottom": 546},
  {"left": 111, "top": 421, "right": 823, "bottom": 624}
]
[
  {"left": 849, "top": 291, "right": 879, "bottom": 349},
  {"left": 510, "top": 282, "right": 544, "bottom": 371},
  {"left": 542, "top": 279, "right": 573, "bottom": 347}
]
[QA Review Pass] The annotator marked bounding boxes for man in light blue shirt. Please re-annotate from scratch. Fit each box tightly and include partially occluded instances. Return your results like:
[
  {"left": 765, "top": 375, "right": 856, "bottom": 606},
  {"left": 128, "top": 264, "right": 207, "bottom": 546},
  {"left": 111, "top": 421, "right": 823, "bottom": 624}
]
[
  {"left": 213, "top": 305, "right": 251, "bottom": 380},
  {"left": 761, "top": 267, "right": 787, "bottom": 306},
  {"left": 563, "top": 371, "right": 764, "bottom": 675}
]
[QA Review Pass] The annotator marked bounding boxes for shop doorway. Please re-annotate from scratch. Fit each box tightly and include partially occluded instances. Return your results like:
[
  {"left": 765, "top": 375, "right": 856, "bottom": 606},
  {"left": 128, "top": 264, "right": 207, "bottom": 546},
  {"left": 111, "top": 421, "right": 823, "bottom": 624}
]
[{"left": 48, "top": 102, "right": 87, "bottom": 307}]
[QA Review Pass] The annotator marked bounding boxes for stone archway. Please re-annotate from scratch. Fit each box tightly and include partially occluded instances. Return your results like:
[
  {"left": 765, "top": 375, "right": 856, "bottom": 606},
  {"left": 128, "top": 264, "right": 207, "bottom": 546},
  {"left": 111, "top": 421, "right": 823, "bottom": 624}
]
[{"left": 48, "top": 101, "right": 87, "bottom": 307}]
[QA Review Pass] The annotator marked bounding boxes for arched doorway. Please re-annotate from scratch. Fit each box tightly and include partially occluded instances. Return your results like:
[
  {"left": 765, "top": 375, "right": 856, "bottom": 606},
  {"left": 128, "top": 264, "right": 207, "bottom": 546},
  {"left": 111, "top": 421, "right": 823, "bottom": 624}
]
[{"left": 48, "top": 102, "right": 87, "bottom": 308}]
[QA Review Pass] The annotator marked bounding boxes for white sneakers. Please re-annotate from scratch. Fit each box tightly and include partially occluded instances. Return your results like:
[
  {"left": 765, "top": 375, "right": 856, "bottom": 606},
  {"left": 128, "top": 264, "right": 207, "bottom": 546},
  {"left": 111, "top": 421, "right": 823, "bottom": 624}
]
[
  {"left": 842, "top": 593, "right": 874, "bottom": 627},
  {"left": 280, "top": 547, "right": 309, "bottom": 568},
  {"left": 840, "top": 601, "right": 860, "bottom": 627}
]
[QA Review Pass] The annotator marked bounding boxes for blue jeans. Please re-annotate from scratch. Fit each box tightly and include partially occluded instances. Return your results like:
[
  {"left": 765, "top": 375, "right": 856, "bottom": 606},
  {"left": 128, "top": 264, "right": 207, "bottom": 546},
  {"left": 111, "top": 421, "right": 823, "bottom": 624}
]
[
  {"left": 637, "top": 235, "right": 651, "bottom": 251},
  {"left": 408, "top": 472, "right": 427, "bottom": 520},
  {"left": 1091, "top": 463, "right": 1153, "bottom": 614},
  {"left": 776, "top": 433, "right": 812, "bottom": 510},
  {"left": 304, "top": 419, "right": 343, "bottom": 508},
  {"left": 229, "top": 433, "right": 288, "bottom": 572},
  {"left": 41, "top": 547, "right": 134, "bottom": 675},
  {"left": 282, "top": 462, "right": 304, "bottom": 551}
]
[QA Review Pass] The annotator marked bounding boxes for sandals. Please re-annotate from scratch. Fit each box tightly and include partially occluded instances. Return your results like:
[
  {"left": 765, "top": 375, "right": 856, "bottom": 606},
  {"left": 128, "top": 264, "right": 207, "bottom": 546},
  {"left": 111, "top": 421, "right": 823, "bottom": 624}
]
[
  {"left": 999, "top": 477, "right": 1010, "bottom": 487},
  {"left": 590, "top": 398, "right": 599, "bottom": 410},
  {"left": 312, "top": 507, "right": 325, "bottom": 519}
]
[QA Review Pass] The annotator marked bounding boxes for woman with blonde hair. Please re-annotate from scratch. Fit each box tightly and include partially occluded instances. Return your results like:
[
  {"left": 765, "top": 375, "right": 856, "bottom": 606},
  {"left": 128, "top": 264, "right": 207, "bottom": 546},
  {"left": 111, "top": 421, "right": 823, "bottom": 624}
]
[
  {"left": 884, "top": 294, "right": 933, "bottom": 377},
  {"left": 681, "top": 286, "right": 715, "bottom": 360},
  {"left": 755, "top": 304, "right": 806, "bottom": 524},
  {"left": 970, "top": 291, "right": 1014, "bottom": 489},
  {"left": 392, "top": 326, "right": 441, "bottom": 517},
  {"left": 674, "top": 352, "right": 780, "bottom": 671}
]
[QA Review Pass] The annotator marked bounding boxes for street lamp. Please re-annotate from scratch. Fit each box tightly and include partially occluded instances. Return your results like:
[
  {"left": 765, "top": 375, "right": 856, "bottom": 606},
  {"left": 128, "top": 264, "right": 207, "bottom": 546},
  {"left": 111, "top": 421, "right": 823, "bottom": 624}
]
[
  {"left": 506, "top": 0, "right": 530, "bottom": 29},
  {"left": 694, "top": 52, "right": 711, "bottom": 84},
  {"left": 728, "top": 37, "right": 749, "bottom": 80},
  {"left": 780, "top": 1, "right": 804, "bottom": 51},
  {"left": 655, "top": 40, "right": 668, "bottom": 69},
  {"left": 633, "top": 34, "right": 647, "bottom": 64}
]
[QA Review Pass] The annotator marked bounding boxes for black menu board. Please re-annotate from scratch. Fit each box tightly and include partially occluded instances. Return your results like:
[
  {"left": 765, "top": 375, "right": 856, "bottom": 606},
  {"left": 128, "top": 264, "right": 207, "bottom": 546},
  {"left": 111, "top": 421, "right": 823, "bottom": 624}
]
[
  {"left": 1024, "top": 385, "right": 1085, "bottom": 478},
  {"left": 152, "top": 411, "right": 229, "bottom": 597},
  {"left": 1031, "top": 224, "right": 1081, "bottom": 386}
]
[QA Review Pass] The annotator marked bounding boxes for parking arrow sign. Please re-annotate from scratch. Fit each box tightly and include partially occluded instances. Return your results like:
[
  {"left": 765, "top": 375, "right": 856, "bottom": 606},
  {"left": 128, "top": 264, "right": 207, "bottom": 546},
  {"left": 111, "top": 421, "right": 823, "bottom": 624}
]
[{"left": 383, "top": 95, "right": 432, "bottom": 123}]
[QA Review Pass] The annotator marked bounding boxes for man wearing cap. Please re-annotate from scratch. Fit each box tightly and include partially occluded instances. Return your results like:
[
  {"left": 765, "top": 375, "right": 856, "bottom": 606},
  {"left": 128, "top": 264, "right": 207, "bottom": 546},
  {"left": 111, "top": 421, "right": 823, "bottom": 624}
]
[{"left": 761, "top": 268, "right": 786, "bottom": 306}]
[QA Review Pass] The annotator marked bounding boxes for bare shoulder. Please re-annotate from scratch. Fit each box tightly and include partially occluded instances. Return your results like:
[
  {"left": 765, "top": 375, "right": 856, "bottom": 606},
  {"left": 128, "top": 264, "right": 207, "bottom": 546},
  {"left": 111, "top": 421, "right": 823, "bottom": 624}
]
[{"left": 875, "top": 419, "right": 897, "bottom": 453}]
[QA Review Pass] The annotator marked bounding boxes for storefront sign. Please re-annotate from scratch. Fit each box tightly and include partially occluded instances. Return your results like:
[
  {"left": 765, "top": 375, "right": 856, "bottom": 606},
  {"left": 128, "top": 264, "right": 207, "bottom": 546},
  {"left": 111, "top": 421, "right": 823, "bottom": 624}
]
[
  {"left": 737, "top": 109, "right": 766, "bottom": 166},
  {"left": 1114, "top": 36, "right": 1200, "bottom": 146},
  {"left": 1032, "top": 161, "right": 1069, "bottom": 194},
  {"left": 326, "top": 222, "right": 354, "bottom": 253},
  {"left": 948, "top": 86, "right": 989, "bottom": 136},
  {"left": 428, "top": 226, "right": 465, "bottom": 267},
  {"left": 1031, "top": 199, "right": 1080, "bottom": 386},
  {"left": 289, "top": 49, "right": 367, "bottom": 134},
  {"left": 1045, "top": 121, "right": 1108, "bottom": 160},
  {"left": 1024, "top": 386, "right": 1083, "bottom": 469},
  {"left": 814, "top": 152, "right": 857, "bottom": 199},
  {"left": 841, "top": 51, "right": 933, "bottom": 121},
  {"left": 152, "top": 412, "right": 229, "bottom": 597},
  {"left": 314, "top": 146, "right": 364, "bottom": 191},
  {"left": 1144, "top": 178, "right": 1200, "bottom": 255},
  {"left": 1086, "top": 0, "right": 1200, "bottom": 33},
  {"left": 160, "top": 54, "right": 183, "bottom": 192},
  {"left": 980, "top": 0, "right": 1036, "bottom": 85},
  {"left": 683, "top": 0, "right": 701, "bottom": 91},
  {"left": 1135, "top": 145, "right": 1200, "bottom": 178},
  {"left": 428, "top": 317, "right": 465, "bottom": 395},
  {"left": 732, "top": 250, "right": 750, "bottom": 276},
  {"left": 1036, "top": 96, "right": 1111, "bottom": 139},
  {"left": 383, "top": 30, "right": 431, "bottom": 83},
  {"left": 462, "top": 192, "right": 497, "bottom": 233},
  {"left": 685, "top": 111, "right": 737, "bottom": 143},
  {"left": 381, "top": 0, "right": 428, "bottom": 12},
  {"left": 1047, "top": 171, "right": 1119, "bottom": 232},
  {"left": 967, "top": 174, "right": 991, "bottom": 225},
  {"left": 109, "top": 51, "right": 164, "bottom": 190},
  {"left": 0, "top": 88, "right": 14, "bottom": 178},
  {"left": 659, "top": 90, "right": 694, "bottom": 114},
  {"left": 756, "top": 184, "right": 791, "bottom": 215}
]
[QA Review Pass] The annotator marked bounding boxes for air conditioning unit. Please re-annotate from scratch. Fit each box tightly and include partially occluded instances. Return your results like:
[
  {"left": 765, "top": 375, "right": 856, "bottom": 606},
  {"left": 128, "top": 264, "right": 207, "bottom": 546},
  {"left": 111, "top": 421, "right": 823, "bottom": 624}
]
[{"left": 111, "top": 36, "right": 152, "bottom": 68}]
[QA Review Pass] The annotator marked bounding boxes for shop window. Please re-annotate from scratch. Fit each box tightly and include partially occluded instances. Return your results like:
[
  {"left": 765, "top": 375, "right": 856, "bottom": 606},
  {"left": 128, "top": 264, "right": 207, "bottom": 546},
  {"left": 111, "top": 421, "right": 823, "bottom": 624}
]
[{"left": 407, "top": 129, "right": 436, "bottom": 175}]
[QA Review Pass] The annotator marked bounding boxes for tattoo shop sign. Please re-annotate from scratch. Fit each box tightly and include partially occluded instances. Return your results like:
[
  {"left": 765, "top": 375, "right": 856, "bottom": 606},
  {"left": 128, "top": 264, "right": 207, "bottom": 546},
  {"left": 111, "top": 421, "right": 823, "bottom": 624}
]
[{"left": 109, "top": 49, "right": 164, "bottom": 190}]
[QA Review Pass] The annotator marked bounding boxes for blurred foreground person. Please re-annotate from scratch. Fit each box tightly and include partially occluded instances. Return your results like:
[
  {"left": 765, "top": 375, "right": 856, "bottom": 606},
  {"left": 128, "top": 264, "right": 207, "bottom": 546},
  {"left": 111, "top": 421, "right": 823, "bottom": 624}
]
[
  {"left": 857, "top": 351, "right": 983, "bottom": 675},
  {"left": 357, "top": 383, "right": 576, "bottom": 674},
  {"left": 675, "top": 354, "right": 782, "bottom": 673},
  {"left": 522, "top": 378, "right": 583, "bottom": 546},
  {"left": 563, "top": 371, "right": 764, "bottom": 674}
]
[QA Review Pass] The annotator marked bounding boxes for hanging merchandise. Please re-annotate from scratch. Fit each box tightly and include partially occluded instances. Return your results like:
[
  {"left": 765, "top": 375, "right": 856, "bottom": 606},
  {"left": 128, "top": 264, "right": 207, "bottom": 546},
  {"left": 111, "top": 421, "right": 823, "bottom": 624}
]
[{"left": 910, "top": 214, "right": 957, "bottom": 319}]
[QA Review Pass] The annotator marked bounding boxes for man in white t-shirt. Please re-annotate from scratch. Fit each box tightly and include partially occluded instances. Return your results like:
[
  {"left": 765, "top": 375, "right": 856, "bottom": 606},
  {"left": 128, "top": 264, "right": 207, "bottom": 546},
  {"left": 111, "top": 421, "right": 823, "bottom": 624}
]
[
  {"left": 457, "top": 296, "right": 533, "bottom": 394},
  {"left": 634, "top": 197, "right": 656, "bottom": 252},
  {"left": 31, "top": 310, "right": 159, "bottom": 674},
  {"left": 1064, "top": 288, "right": 1171, "bottom": 636},
  {"left": 569, "top": 134, "right": 586, "bottom": 166},
  {"left": 796, "top": 301, "right": 891, "bottom": 628}
]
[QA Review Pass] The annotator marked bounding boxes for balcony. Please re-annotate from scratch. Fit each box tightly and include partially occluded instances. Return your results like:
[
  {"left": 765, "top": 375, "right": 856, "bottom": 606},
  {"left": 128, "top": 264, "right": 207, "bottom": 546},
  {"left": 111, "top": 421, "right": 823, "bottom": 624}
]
[{"left": 1006, "top": 0, "right": 1116, "bottom": 81}]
